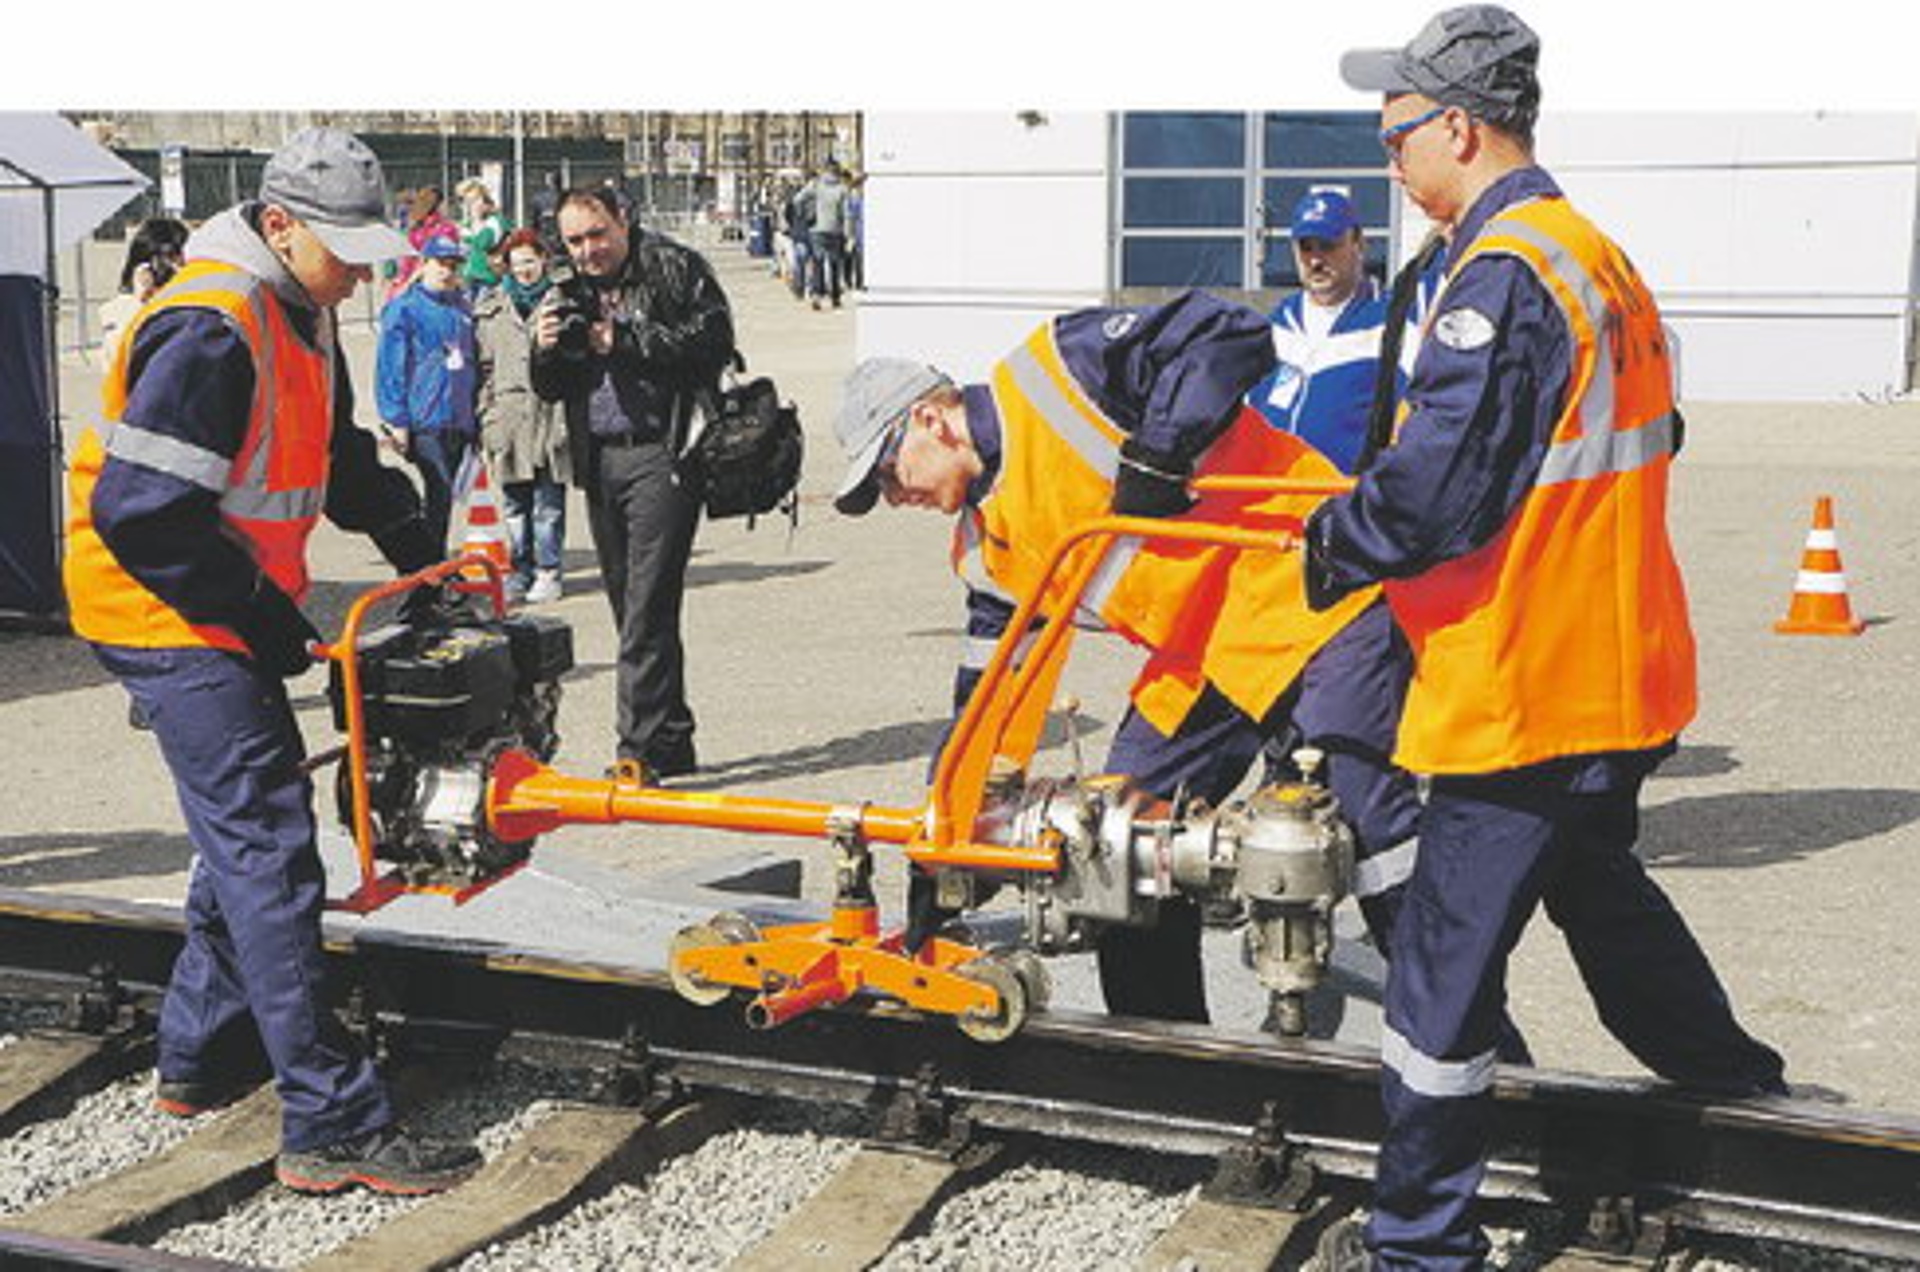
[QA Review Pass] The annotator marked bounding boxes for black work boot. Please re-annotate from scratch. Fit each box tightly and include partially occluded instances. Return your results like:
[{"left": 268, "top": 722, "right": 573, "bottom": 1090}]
[{"left": 276, "top": 1124, "right": 481, "bottom": 1196}]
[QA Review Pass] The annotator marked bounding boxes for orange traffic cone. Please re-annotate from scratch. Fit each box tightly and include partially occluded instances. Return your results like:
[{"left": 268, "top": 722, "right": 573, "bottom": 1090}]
[
  {"left": 460, "top": 462, "right": 512, "bottom": 581},
  {"left": 1775, "top": 495, "right": 1865, "bottom": 636}
]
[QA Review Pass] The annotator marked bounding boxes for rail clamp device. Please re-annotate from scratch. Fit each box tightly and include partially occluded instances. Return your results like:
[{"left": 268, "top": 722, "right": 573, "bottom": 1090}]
[{"left": 321, "top": 475, "right": 1356, "bottom": 1042}]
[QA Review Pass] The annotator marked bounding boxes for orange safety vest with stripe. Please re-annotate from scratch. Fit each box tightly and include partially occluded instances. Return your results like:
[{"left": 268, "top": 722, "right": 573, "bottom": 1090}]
[
  {"left": 64, "top": 260, "right": 334, "bottom": 653},
  {"left": 1383, "top": 196, "right": 1696, "bottom": 774},
  {"left": 955, "top": 321, "right": 1376, "bottom": 749}
]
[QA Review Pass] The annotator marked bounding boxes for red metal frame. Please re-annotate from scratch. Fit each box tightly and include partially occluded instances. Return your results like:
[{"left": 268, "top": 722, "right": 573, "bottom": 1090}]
[{"left": 314, "top": 554, "right": 508, "bottom": 915}]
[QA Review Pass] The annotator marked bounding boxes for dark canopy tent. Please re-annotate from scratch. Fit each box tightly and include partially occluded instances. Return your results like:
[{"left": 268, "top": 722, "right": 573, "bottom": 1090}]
[{"left": 0, "top": 112, "right": 149, "bottom": 624}]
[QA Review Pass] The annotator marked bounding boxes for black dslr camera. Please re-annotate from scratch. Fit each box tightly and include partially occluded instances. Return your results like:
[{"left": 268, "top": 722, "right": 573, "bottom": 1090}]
[
  {"left": 148, "top": 248, "right": 183, "bottom": 292},
  {"left": 545, "top": 257, "right": 600, "bottom": 357}
]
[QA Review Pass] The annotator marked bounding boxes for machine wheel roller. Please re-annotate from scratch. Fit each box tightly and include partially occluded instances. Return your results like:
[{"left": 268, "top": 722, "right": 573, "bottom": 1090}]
[
  {"left": 955, "top": 951, "right": 1046, "bottom": 1043},
  {"left": 669, "top": 911, "right": 762, "bottom": 1006}
]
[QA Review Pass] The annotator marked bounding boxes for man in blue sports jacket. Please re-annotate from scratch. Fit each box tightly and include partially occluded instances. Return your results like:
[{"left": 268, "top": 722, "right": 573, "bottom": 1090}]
[
  {"left": 1241, "top": 189, "right": 1446, "bottom": 964},
  {"left": 1254, "top": 189, "right": 1397, "bottom": 471}
]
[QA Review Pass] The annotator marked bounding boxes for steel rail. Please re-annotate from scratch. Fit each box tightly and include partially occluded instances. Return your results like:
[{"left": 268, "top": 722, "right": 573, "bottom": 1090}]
[{"left": 1, "top": 886, "right": 1916, "bottom": 1262}]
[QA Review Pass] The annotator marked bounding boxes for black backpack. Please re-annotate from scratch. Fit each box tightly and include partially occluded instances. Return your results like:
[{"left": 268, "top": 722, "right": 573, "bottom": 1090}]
[{"left": 687, "top": 352, "right": 804, "bottom": 526}]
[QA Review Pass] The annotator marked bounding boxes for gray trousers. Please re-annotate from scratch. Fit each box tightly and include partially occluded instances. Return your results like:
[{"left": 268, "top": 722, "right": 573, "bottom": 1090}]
[{"left": 584, "top": 436, "right": 701, "bottom": 769}]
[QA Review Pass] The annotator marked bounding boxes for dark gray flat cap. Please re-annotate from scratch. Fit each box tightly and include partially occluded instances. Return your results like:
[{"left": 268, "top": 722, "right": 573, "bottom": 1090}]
[
  {"left": 1341, "top": 5, "right": 1541, "bottom": 131},
  {"left": 259, "top": 127, "right": 411, "bottom": 264}
]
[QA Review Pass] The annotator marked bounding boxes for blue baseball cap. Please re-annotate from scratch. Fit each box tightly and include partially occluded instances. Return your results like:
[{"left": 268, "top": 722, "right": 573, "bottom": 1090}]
[
  {"left": 418, "top": 232, "right": 464, "bottom": 260},
  {"left": 1291, "top": 190, "right": 1359, "bottom": 241}
]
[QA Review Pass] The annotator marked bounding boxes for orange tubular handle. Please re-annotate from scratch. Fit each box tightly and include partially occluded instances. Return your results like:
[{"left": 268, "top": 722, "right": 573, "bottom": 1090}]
[
  {"left": 1190, "top": 474, "right": 1355, "bottom": 497},
  {"left": 487, "top": 747, "right": 925, "bottom": 847},
  {"left": 926, "top": 514, "right": 1303, "bottom": 850},
  {"left": 314, "top": 555, "right": 508, "bottom": 901}
]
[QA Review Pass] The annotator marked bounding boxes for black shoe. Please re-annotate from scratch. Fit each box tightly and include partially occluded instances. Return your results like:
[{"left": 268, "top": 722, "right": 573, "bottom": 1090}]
[
  {"left": 277, "top": 1124, "right": 481, "bottom": 1196},
  {"left": 645, "top": 741, "right": 698, "bottom": 780},
  {"left": 154, "top": 1073, "right": 260, "bottom": 1118}
]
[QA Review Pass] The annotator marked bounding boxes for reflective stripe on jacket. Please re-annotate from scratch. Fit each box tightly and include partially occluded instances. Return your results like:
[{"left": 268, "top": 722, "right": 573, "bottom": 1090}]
[
  {"left": 1383, "top": 196, "right": 1696, "bottom": 773},
  {"left": 957, "top": 319, "right": 1374, "bottom": 739},
  {"left": 66, "top": 260, "right": 332, "bottom": 650}
]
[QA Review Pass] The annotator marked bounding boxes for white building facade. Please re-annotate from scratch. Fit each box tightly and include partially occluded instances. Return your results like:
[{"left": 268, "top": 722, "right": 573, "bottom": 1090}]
[{"left": 857, "top": 110, "right": 1920, "bottom": 402}]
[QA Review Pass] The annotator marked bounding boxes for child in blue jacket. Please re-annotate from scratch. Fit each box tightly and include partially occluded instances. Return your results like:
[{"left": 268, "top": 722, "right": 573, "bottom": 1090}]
[{"left": 377, "top": 232, "right": 476, "bottom": 554}]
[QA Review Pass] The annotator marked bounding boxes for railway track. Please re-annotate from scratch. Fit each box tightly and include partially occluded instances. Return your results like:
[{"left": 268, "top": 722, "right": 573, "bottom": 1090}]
[{"left": 0, "top": 885, "right": 1916, "bottom": 1271}]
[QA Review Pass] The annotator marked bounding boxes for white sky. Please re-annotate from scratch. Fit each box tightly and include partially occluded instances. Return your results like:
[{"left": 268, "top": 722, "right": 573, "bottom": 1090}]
[{"left": 7, "top": 1, "right": 1919, "bottom": 114}]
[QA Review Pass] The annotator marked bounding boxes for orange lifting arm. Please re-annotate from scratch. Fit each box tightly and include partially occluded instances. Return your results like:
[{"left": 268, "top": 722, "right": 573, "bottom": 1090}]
[{"left": 925, "top": 510, "right": 1320, "bottom": 852}]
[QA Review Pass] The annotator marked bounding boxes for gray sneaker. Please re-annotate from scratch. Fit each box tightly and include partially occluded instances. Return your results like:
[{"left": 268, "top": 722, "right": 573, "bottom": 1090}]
[{"left": 277, "top": 1124, "right": 481, "bottom": 1195}]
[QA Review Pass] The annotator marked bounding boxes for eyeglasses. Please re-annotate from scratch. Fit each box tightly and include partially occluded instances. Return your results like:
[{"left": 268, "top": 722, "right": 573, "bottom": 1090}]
[{"left": 1379, "top": 106, "right": 1446, "bottom": 160}]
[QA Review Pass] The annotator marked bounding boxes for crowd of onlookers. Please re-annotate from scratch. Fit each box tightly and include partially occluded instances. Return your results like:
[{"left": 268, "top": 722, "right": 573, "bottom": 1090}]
[{"left": 761, "top": 160, "right": 864, "bottom": 311}]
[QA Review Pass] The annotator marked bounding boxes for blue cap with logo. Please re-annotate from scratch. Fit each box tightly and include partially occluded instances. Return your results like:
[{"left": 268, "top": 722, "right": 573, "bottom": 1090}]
[
  {"left": 1290, "top": 189, "right": 1359, "bottom": 241},
  {"left": 418, "top": 232, "right": 464, "bottom": 260}
]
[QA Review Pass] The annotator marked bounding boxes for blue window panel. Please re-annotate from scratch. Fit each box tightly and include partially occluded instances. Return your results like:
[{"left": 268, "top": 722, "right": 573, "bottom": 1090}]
[
  {"left": 1261, "top": 176, "right": 1393, "bottom": 229},
  {"left": 1123, "top": 113, "right": 1246, "bottom": 170},
  {"left": 1122, "top": 237, "right": 1244, "bottom": 289},
  {"left": 1260, "top": 235, "right": 1390, "bottom": 289},
  {"left": 1262, "top": 112, "right": 1381, "bottom": 168},
  {"left": 1124, "top": 177, "right": 1246, "bottom": 229}
]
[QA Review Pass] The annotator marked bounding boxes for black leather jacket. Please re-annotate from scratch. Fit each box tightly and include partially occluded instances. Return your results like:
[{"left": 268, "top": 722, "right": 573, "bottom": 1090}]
[{"left": 530, "top": 228, "right": 735, "bottom": 487}]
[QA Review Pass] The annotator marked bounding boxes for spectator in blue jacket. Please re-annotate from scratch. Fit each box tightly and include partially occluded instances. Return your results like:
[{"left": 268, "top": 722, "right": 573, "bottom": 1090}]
[
  {"left": 377, "top": 234, "right": 477, "bottom": 554},
  {"left": 1252, "top": 189, "right": 1422, "bottom": 472}
]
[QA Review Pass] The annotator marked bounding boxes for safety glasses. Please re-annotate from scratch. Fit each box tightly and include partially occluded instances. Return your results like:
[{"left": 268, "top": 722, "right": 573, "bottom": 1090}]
[{"left": 1379, "top": 106, "right": 1447, "bottom": 160}]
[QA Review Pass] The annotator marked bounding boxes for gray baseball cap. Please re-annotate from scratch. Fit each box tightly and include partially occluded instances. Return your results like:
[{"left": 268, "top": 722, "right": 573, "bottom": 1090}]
[
  {"left": 258, "top": 127, "right": 412, "bottom": 265},
  {"left": 834, "top": 357, "right": 952, "bottom": 515},
  {"left": 1341, "top": 5, "right": 1541, "bottom": 131}
]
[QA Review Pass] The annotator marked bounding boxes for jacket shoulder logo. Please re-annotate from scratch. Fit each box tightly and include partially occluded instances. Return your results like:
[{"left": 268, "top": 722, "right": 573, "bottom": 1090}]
[
  {"left": 1433, "top": 307, "right": 1496, "bottom": 351},
  {"left": 1102, "top": 312, "right": 1139, "bottom": 341}
]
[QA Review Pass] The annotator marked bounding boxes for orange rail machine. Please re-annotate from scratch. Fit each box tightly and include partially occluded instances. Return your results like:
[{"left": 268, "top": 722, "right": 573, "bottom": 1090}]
[{"left": 317, "top": 478, "right": 1357, "bottom": 1043}]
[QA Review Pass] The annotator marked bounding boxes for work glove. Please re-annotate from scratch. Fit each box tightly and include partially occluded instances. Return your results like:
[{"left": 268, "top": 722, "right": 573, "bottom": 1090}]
[
  {"left": 1301, "top": 505, "right": 1349, "bottom": 613},
  {"left": 1112, "top": 438, "right": 1195, "bottom": 518},
  {"left": 371, "top": 515, "right": 443, "bottom": 576},
  {"left": 231, "top": 578, "right": 322, "bottom": 678}
]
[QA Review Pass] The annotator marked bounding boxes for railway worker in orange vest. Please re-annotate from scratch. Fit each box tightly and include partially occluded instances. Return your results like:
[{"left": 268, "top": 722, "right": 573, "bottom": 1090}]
[
  {"left": 1305, "top": 8, "right": 1788, "bottom": 1265},
  {"left": 832, "top": 289, "right": 1424, "bottom": 1027},
  {"left": 63, "top": 128, "right": 481, "bottom": 1196}
]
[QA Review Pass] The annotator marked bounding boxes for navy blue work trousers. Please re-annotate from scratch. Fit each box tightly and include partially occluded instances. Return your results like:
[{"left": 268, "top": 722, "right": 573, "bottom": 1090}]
[
  {"left": 1099, "top": 600, "right": 1423, "bottom": 1022},
  {"left": 95, "top": 644, "right": 393, "bottom": 1152},
  {"left": 1365, "top": 766, "right": 1786, "bottom": 1269}
]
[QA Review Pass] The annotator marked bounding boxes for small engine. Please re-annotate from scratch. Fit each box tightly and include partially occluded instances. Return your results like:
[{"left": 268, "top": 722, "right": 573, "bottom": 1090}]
[
  {"left": 328, "top": 611, "right": 573, "bottom": 888},
  {"left": 950, "top": 753, "right": 1355, "bottom": 1034}
]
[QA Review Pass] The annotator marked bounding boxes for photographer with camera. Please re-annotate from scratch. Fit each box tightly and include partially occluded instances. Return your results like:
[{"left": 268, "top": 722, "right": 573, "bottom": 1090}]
[{"left": 530, "top": 187, "right": 734, "bottom": 782}]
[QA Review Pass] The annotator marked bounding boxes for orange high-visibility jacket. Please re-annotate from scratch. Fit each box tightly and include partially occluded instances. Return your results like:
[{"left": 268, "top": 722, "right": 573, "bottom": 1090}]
[
  {"left": 954, "top": 320, "right": 1376, "bottom": 741},
  {"left": 65, "top": 261, "right": 333, "bottom": 652},
  {"left": 1384, "top": 196, "right": 1696, "bottom": 774}
]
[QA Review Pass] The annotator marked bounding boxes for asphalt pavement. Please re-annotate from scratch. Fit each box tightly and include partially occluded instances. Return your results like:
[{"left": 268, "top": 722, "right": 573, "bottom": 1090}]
[{"left": 6, "top": 234, "right": 1918, "bottom": 1111}]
